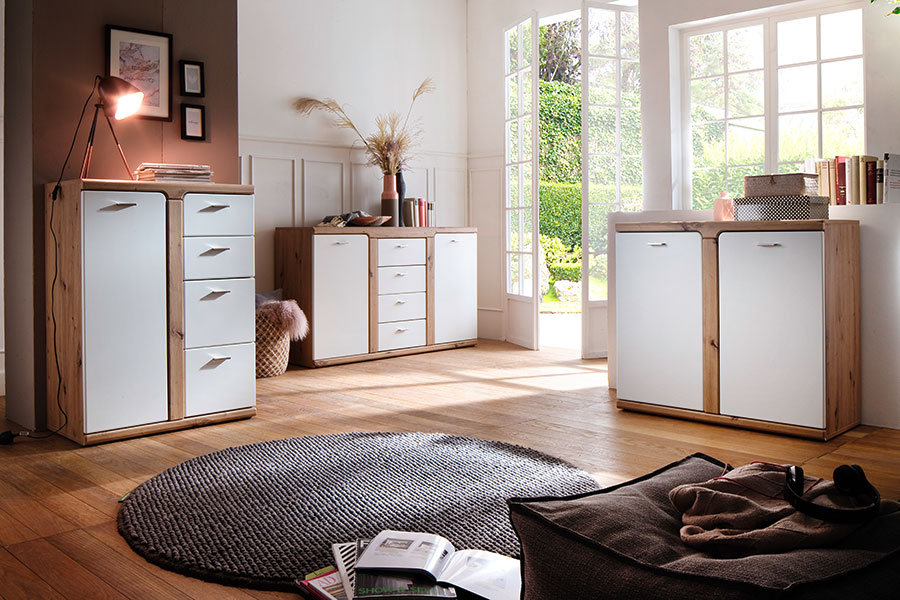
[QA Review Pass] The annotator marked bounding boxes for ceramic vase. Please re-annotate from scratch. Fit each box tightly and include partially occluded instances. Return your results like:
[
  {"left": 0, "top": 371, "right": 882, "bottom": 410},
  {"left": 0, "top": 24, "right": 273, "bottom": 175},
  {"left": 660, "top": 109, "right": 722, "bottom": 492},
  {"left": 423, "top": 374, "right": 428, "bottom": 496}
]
[
  {"left": 381, "top": 173, "right": 399, "bottom": 227},
  {"left": 396, "top": 171, "right": 407, "bottom": 227}
]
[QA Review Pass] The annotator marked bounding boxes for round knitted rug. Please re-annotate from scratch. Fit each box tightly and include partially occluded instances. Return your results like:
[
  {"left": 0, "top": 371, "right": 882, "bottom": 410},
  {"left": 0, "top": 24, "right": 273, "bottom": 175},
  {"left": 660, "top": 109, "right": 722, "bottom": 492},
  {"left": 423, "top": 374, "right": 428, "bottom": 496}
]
[{"left": 117, "top": 432, "right": 598, "bottom": 591}]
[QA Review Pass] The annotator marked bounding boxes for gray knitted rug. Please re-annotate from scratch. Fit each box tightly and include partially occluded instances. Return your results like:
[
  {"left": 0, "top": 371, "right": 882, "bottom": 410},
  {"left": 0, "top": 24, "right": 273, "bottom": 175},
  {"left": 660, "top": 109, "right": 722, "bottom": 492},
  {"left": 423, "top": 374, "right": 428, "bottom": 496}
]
[{"left": 117, "top": 432, "right": 598, "bottom": 591}]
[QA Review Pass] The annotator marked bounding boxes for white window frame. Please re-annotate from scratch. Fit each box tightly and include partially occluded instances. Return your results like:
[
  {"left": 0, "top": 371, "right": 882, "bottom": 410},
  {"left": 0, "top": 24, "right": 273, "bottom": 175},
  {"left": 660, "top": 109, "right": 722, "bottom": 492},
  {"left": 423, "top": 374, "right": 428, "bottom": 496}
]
[{"left": 679, "top": 0, "right": 866, "bottom": 209}]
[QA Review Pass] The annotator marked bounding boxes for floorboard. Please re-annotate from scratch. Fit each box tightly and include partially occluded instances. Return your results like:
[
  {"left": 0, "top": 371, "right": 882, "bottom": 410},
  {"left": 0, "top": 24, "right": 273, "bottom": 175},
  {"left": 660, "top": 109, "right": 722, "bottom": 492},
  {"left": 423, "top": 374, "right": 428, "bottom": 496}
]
[{"left": 1, "top": 340, "right": 898, "bottom": 598}]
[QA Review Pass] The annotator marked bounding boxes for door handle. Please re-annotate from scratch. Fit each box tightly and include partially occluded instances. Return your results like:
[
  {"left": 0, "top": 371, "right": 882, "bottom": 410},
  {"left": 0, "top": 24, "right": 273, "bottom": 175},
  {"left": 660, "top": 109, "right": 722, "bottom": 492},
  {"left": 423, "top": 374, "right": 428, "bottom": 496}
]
[
  {"left": 396, "top": 244, "right": 409, "bottom": 248},
  {"left": 395, "top": 272, "right": 408, "bottom": 277},
  {"left": 204, "top": 203, "right": 231, "bottom": 210},
  {"left": 646, "top": 242, "right": 667, "bottom": 247},
  {"left": 114, "top": 201, "right": 137, "bottom": 208},
  {"left": 208, "top": 246, "right": 231, "bottom": 252},
  {"left": 395, "top": 300, "right": 408, "bottom": 305},
  {"left": 396, "top": 328, "right": 409, "bottom": 333},
  {"left": 756, "top": 242, "right": 781, "bottom": 247},
  {"left": 333, "top": 241, "right": 349, "bottom": 246}
]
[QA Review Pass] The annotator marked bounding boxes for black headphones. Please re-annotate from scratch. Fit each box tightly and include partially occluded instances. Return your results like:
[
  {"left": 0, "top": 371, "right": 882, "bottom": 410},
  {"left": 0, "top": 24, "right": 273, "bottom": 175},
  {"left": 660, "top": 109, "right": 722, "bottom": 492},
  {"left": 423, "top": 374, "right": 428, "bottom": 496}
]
[{"left": 784, "top": 464, "right": 881, "bottom": 523}]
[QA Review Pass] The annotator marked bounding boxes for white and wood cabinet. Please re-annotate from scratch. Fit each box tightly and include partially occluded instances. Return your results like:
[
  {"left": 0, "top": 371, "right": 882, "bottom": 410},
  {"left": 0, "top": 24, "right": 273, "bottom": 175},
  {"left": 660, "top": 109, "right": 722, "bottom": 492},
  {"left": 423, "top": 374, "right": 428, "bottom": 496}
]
[
  {"left": 275, "top": 227, "right": 478, "bottom": 368},
  {"left": 45, "top": 179, "right": 256, "bottom": 445},
  {"left": 614, "top": 220, "right": 859, "bottom": 440}
]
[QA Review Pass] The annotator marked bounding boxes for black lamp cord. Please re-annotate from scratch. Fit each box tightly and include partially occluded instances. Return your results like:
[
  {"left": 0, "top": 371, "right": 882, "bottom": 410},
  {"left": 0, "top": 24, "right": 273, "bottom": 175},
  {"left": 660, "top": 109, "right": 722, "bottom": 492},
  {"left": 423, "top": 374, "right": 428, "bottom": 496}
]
[{"left": 2, "top": 76, "right": 100, "bottom": 445}]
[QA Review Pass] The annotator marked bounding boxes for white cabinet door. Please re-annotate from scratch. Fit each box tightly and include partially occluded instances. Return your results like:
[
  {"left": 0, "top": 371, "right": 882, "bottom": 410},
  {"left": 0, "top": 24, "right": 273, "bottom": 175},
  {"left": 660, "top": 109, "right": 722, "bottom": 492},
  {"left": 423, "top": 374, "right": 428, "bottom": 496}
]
[
  {"left": 313, "top": 235, "right": 369, "bottom": 359},
  {"left": 616, "top": 232, "right": 703, "bottom": 410},
  {"left": 81, "top": 191, "right": 168, "bottom": 433},
  {"left": 434, "top": 233, "right": 477, "bottom": 344},
  {"left": 719, "top": 231, "right": 824, "bottom": 428}
]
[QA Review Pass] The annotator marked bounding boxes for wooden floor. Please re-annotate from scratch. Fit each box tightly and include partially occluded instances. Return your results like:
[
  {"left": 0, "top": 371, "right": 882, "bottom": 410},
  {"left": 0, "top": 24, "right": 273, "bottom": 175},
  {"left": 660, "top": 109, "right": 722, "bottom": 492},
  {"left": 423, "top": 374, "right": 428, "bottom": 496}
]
[{"left": 1, "top": 339, "right": 898, "bottom": 599}]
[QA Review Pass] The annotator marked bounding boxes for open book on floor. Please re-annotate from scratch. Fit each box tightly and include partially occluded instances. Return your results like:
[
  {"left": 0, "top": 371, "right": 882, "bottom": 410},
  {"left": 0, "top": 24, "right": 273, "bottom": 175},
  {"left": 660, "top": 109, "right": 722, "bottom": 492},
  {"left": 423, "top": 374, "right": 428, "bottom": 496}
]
[{"left": 354, "top": 530, "right": 521, "bottom": 600}]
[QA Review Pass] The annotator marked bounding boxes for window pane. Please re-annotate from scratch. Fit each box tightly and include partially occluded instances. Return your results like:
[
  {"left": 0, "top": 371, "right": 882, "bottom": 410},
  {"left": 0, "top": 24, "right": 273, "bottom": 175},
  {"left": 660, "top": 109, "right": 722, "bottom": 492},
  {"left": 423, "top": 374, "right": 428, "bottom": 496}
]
[
  {"left": 507, "top": 210, "right": 520, "bottom": 251},
  {"left": 777, "top": 17, "right": 816, "bottom": 65},
  {"left": 692, "top": 122, "right": 726, "bottom": 168},
  {"left": 507, "top": 253, "right": 520, "bottom": 295},
  {"left": 621, "top": 108, "right": 641, "bottom": 156},
  {"left": 506, "top": 119, "right": 519, "bottom": 163},
  {"left": 589, "top": 155, "right": 617, "bottom": 204},
  {"left": 621, "top": 156, "right": 642, "bottom": 211},
  {"left": 506, "top": 165, "right": 519, "bottom": 208},
  {"left": 522, "top": 21, "right": 533, "bottom": 66},
  {"left": 778, "top": 162, "right": 802, "bottom": 174},
  {"left": 506, "top": 75, "right": 518, "bottom": 119},
  {"left": 522, "top": 208, "right": 533, "bottom": 253},
  {"left": 621, "top": 11, "right": 639, "bottom": 59},
  {"left": 689, "top": 32, "right": 724, "bottom": 77},
  {"left": 506, "top": 26, "right": 518, "bottom": 73},
  {"left": 692, "top": 168, "right": 725, "bottom": 209},
  {"left": 588, "top": 204, "right": 612, "bottom": 253},
  {"left": 778, "top": 64, "right": 817, "bottom": 112},
  {"left": 588, "top": 253, "right": 609, "bottom": 301},
  {"left": 521, "top": 68, "right": 533, "bottom": 114},
  {"left": 521, "top": 253, "right": 533, "bottom": 298},
  {"left": 691, "top": 77, "right": 725, "bottom": 122},
  {"left": 728, "top": 71, "right": 764, "bottom": 117},
  {"left": 778, "top": 112, "right": 818, "bottom": 163},
  {"left": 589, "top": 8, "right": 616, "bottom": 56},
  {"left": 823, "top": 108, "right": 864, "bottom": 158},
  {"left": 821, "top": 9, "right": 862, "bottom": 60},
  {"left": 727, "top": 164, "right": 764, "bottom": 199},
  {"left": 522, "top": 115, "right": 533, "bottom": 159},
  {"left": 589, "top": 58, "right": 617, "bottom": 105},
  {"left": 821, "top": 59, "right": 863, "bottom": 109},
  {"left": 621, "top": 60, "right": 640, "bottom": 107},
  {"left": 588, "top": 106, "right": 617, "bottom": 154},
  {"left": 728, "top": 117, "right": 765, "bottom": 165},
  {"left": 727, "top": 25, "right": 763, "bottom": 72},
  {"left": 522, "top": 162, "right": 533, "bottom": 208}
]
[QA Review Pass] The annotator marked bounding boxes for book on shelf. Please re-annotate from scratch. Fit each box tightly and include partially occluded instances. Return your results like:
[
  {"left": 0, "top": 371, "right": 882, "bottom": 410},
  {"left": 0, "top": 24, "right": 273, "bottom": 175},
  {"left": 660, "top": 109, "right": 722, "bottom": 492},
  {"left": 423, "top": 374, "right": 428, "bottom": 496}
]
[
  {"left": 403, "top": 199, "right": 415, "bottom": 228},
  {"left": 427, "top": 201, "right": 435, "bottom": 227},
  {"left": 886, "top": 153, "right": 900, "bottom": 204},
  {"left": 848, "top": 155, "right": 860, "bottom": 205},
  {"left": 354, "top": 530, "right": 521, "bottom": 600},
  {"left": 835, "top": 156, "right": 848, "bottom": 205},
  {"left": 876, "top": 159, "right": 885, "bottom": 204},
  {"left": 858, "top": 155, "right": 877, "bottom": 204},
  {"left": 865, "top": 159, "right": 877, "bottom": 204}
]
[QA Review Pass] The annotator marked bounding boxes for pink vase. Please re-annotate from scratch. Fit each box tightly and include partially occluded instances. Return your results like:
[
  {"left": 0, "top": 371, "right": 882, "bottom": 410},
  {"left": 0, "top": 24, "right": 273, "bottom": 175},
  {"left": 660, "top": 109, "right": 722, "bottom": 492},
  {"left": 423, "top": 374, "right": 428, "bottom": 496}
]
[{"left": 381, "top": 173, "right": 398, "bottom": 200}]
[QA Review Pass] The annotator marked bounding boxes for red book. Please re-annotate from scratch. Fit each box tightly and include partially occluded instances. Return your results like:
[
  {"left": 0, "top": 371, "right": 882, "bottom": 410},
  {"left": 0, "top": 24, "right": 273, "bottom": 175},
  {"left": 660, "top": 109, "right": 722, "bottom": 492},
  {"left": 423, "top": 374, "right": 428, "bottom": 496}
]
[
  {"left": 835, "top": 156, "right": 848, "bottom": 205},
  {"left": 418, "top": 198, "right": 426, "bottom": 227},
  {"left": 866, "top": 160, "right": 877, "bottom": 204}
]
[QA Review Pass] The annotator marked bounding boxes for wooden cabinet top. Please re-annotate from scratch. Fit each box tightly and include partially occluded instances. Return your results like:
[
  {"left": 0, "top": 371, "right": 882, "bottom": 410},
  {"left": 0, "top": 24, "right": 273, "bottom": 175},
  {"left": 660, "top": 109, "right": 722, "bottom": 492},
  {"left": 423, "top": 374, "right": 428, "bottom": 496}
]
[
  {"left": 47, "top": 179, "right": 254, "bottom": 201},
  {"left": 277, "top": 226, "right": 477, "bottom": 239},
  {"left": 615, "top": 220, "right": 858, "bottom": 237}
]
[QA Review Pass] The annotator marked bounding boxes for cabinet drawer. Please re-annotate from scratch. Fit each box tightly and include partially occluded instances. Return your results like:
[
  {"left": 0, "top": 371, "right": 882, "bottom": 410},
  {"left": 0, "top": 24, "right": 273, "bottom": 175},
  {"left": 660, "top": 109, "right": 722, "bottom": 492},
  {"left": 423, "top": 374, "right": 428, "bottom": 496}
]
[
  {"left": 378, "top": 292, "right": 426, "bottom": 323},
  {"left": 184, "top": 343, "right": 256, "bottom": 417},
  {"left": 378, "top": 238, "right": 426, "bottom": 266},
  {"left": 183, "top": 194, "right": 254, "bottom": 236},
  {"left": 378, "top": 266, "right": 426, "bottom": 295},
  {"left": 184, "top": 236, "right": 254, "bottom": 280},
  {"left": 378, "top": 319, "right": 426, "bottom": 351},
  {"left": 184, "top": 278, "right": 255, "bottom": 348}
]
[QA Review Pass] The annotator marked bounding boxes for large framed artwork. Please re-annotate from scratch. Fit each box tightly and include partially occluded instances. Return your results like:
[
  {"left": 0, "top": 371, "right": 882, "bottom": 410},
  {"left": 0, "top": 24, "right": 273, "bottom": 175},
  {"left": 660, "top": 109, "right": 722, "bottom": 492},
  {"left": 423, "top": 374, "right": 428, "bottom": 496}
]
[{"left": 106, "top": 25, "right": 173, "bottom": 121}]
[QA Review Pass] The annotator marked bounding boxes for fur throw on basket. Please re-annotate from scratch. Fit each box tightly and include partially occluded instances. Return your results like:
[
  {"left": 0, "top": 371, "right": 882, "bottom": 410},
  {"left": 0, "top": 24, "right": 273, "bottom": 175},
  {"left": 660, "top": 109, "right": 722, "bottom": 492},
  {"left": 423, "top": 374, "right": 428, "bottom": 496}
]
[{"left": 256, "top": 299, "right": 309, "bottom": 341}]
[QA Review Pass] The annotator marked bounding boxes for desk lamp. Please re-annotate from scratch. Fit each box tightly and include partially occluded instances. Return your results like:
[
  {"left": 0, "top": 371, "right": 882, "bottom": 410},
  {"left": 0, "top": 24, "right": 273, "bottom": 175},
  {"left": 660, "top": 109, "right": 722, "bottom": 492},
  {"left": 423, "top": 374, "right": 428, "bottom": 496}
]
[{"left": 79, "top": 75, "right": 144, "bottom": 180}]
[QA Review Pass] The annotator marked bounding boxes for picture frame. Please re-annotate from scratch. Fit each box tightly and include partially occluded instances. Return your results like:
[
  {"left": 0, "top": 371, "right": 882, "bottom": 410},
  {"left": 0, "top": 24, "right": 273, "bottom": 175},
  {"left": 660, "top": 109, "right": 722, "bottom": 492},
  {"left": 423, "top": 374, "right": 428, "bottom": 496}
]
[
  {"left": 179, "top": 60, "right": 205, "bottom": 97},
  {"left": 107, "top": 25, "right": 172, "bottom": 120},
  {"left": 181, "top": 104, "right": 206, "bottom": 141}
]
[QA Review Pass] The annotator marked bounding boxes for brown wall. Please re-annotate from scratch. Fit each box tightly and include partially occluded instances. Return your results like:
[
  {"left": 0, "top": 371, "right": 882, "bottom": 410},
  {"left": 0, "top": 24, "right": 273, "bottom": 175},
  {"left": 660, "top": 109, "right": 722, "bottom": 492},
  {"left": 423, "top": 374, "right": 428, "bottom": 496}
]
[{"left": 4, "top": 0, "right": 240, "bottom": 429}]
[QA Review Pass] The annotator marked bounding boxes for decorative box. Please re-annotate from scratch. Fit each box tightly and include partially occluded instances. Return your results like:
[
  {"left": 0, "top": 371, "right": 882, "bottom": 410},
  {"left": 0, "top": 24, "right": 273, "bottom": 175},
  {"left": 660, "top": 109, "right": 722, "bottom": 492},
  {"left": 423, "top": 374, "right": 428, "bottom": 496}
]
[
  {"left": 732, "top": 195, "right": 829, "bottom": 221},
  {"left": 744, "top": 173, "right": 819, "bottom": 198}
]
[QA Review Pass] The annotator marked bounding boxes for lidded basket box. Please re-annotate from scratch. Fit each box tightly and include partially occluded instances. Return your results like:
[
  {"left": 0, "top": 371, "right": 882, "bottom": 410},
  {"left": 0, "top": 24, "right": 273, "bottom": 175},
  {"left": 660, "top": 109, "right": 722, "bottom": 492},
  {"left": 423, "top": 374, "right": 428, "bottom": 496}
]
[{"left": 744, "top": 173, "right": 819, "bottom": 198}]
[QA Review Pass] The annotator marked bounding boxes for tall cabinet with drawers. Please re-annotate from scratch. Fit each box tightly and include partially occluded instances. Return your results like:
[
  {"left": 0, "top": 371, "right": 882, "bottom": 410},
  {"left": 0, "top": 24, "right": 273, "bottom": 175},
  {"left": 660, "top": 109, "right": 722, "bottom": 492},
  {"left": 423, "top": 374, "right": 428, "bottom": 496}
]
[
  {"left": 45, "top": 179, "right": 256, "bottom": 445},
  {"left": 275, "top": 227, "right": 477, "bottom": 368},
  {"left": 614, "top": 220, "right": 860, "bottom": 440}
]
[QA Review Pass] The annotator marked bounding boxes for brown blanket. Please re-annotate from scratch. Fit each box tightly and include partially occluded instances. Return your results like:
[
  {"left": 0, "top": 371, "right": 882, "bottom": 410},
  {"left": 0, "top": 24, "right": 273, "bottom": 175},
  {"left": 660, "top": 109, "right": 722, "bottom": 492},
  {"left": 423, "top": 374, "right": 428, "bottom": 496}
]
[{"left": 669, "top": 462, "right": 898, "bottom": 557}]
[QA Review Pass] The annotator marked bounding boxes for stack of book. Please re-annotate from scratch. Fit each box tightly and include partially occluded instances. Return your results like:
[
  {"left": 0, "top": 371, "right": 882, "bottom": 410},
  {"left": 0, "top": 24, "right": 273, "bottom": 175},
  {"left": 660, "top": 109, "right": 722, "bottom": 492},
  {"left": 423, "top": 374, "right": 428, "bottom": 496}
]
[
  {"left": 807, "top": 153, "right": 899, "bottom": 205},
  {"left": 402, "top": 198, "right": 435, "bottom": 227},
  {"left": 134, "top": 163, "right": 213, "bottom": 182},
  {"left": 296, "top": 530, "right": 521, "bottom": 600}
]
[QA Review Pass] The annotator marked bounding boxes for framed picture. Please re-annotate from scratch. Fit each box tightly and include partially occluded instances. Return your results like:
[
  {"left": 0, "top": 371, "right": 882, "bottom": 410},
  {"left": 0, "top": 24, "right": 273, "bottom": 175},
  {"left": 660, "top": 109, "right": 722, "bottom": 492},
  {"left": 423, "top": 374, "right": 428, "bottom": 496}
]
[
  {"left": 181, "top": 104, "right": 206, "bottom": 141},
  {"left": 180, "top": 60, "right": 205, "bottom": 97},
  {"left": 107, "top": 25, "right": 172, "bottom": 120}
]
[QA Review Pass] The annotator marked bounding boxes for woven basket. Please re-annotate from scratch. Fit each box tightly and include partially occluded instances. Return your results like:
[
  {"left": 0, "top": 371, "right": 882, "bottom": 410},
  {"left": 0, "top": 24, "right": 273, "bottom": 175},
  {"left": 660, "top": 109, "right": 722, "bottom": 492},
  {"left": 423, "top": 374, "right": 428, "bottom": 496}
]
[{"left": 256, "top": 312, "right": 290, "bottom": 378}]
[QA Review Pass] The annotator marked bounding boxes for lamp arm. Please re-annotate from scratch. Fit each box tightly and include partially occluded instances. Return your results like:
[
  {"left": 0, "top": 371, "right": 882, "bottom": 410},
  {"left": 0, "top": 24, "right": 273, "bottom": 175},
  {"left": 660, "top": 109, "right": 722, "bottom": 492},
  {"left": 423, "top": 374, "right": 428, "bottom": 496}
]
[
  {"left": 52, "top": 75, "right": 101, "bottom": 199},
  {"left": 102, "top": 109, "right": 136, "bottom": 181}
]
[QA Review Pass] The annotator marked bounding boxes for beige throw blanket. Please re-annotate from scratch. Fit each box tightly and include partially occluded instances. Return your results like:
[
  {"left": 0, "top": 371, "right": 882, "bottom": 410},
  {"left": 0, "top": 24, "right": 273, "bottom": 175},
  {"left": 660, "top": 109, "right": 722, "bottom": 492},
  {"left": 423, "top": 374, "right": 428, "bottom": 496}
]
[{"left": 669, "top": 462, "right": 897, "bottom": 557}]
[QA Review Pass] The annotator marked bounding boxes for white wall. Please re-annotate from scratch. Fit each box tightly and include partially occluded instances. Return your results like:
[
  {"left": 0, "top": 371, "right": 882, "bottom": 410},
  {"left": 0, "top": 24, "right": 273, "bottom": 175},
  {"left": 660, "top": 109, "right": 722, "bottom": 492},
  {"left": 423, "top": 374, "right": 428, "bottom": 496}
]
[{"left": 238, "top": 0, "right": 469, "bottom": 293}]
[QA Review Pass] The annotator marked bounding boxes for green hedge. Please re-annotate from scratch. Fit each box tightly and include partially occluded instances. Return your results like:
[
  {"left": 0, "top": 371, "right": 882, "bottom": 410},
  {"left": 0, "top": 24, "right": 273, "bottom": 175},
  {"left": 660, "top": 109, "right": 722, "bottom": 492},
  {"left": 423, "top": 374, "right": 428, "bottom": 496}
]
[
  {"left": 548, "top": 262, "right": 582, "bottom": 282},
  {"left": 539, "top": 182, "right": 581, "bottom": 248}
]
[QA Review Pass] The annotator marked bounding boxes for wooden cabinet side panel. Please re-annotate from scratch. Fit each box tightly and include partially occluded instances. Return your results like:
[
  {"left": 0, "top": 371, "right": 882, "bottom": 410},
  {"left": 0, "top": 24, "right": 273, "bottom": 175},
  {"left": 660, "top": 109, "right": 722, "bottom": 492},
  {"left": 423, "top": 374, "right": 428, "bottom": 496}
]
[
  {"left": 369, "top": 238, "right": 379, "bottom": 353},
  {"left": 426, "top": 237, "right": 436, "bottom": 346},
  {"left": 275, "top": 228, "right": 314, "bottom": 367},
  {"left": 167, "top": 199, "right": 186, "bottom": 421},
  {"left": 701, "top": 237, "right": 720, "bottom": 414},
  {"left": 45, "top": 181, "right": 86, "bottom": 443},
  {"left": 824, "top": 221, "right": 861, "bottom": 437}
]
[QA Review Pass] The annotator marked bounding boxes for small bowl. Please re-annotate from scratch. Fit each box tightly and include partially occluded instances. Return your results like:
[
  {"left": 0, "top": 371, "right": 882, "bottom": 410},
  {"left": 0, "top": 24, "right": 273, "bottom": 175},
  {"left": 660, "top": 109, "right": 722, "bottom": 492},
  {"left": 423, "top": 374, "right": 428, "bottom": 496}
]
[{"left": 348, "top": 215, "right": 391, "bottom": 226}]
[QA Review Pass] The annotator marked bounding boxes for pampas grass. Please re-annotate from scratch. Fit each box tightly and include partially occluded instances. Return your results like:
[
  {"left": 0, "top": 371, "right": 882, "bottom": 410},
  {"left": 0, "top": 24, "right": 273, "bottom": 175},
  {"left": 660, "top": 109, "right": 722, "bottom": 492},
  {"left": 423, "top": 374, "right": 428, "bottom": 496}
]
[{"left": 294, "top": 77, "right": 434, "bottom": 175}]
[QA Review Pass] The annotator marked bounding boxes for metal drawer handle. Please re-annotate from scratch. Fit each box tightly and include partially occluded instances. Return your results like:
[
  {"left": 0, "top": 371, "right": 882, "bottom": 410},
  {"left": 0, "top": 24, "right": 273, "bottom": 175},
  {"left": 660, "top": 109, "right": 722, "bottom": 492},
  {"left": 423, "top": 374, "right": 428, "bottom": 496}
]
[
  {"left": 450, "top": 239, "right": 460, "bottom": 243},
  {"left": 209, "top": 355, "right": 232, "bottom": 361},
  {"left": 114, "top": 201, "right": 137, "bottom": 208},
  {"left": 208, "top": 246, "right": 231, "bottom": 252},
  {"left": 204, "top": 203, "right": 231, "bottom": 210},
  {"left": 396, "top": 244, "right": 409, "bottom": 248},
  {"left": 395, "top": 300, "right": 408, "bottom": 305},
  {"left": 334, "top": 241, "right": 349, "bottom": 246},
  {"left": 396, "top": 328, "right": 409, "bottom": 333},
  {"left": 647, "top": 242, "right": 667, "bottom": 247},
  {"left": 757, "top": 242, "right": 781, "bottom": 247},
  {"left": 207, "top": 289, "right": 232, "bottom": 295},
  {"left": 395, "top": 272, "right": 408, "bottom": 277}
]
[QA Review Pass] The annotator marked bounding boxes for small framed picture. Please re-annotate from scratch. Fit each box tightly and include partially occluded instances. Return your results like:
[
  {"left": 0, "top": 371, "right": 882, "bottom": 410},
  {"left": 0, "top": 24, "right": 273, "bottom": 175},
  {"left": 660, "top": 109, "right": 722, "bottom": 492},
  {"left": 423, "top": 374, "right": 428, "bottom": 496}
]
[
  {"left": 181, "top": 104, "right": 206, "bottom": 141},
  {"left": 180, "top": 60, "right": 204, "bottom": 97},
  {"left": 107, "top": 25, "right": 172, "bottom": 120}
]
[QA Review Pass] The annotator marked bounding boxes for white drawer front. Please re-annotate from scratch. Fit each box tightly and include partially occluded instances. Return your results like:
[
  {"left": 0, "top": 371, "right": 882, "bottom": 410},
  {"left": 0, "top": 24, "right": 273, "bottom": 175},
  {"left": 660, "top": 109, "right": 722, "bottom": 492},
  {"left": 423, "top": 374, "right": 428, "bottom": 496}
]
[
  {"left": 183, "top": 194, "right": 254, "bottom": 236},
  {"left": 184, "top": 236, "right": 254, "bottom": 280},
  {"left": 184, "top": 343, "right": 256, "bottom": 417},
  {"left": 378, "top": 319, "right": 426, "bottom": 351},
  {"left": 184, "top": 278, "right": 255, "bottom": 348},
  {"left": 378, "top": 265, "right": 426, "bottom": 295},
  {"left": 378, "top": 238, "right": 426, "bottom": 266},
  {"left": 378, "top": 292, "right": 426, "bottom": 323}
]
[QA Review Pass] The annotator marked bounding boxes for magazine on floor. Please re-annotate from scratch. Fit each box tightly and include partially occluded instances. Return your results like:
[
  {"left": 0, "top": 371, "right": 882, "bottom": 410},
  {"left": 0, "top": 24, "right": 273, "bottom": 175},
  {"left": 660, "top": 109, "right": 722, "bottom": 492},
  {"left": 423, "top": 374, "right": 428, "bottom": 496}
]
[
  {"left": 295, "top": 565, "right": 348, "bottom": 600},
  {"left": 354, "top": 530, "right": 521, "bottom": 600}
]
